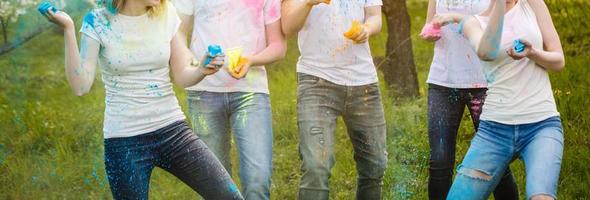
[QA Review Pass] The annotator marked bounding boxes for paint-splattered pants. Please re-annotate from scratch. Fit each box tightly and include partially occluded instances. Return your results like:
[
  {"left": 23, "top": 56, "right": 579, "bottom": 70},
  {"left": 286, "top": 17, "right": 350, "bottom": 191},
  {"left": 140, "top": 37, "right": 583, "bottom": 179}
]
[
  {"left": 427, "top": 84, "right": 519, "bottom": 200},
  {"left": 296, "top": 73, "right": 388, "bottom": 200},
  {"left": 448, "top": 116, "right": 564, "bottom": 200},
  {"left": 104, "top": 121, "right": 243, "bottom": 200},
  {"left": 187, "top": 91, "right": 273, "bottom": 200}
]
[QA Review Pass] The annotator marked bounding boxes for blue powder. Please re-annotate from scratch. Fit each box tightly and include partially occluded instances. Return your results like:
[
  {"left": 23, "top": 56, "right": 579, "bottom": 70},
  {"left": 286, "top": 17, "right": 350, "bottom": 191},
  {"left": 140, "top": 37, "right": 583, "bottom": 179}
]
[
  {"left": 104, "top": 0, "right": 119, "bottom": 14},
  {"left": 37, "top": 2, "right": 58, "bottom": 16},
  {"left": 83, "top": 12, "right": 96, "bottom": 28},
  {"left": 148, "top": 84, "right": 159, "bottom": 89},
  {"left": 204, "top": 45, "right": 223, "bottom": 66},
  {"left": 513, "top": 39, "right": 526, "bottom": 53},
  {"left": 228, "top": 182, "right": 239, "bottom": 193}
]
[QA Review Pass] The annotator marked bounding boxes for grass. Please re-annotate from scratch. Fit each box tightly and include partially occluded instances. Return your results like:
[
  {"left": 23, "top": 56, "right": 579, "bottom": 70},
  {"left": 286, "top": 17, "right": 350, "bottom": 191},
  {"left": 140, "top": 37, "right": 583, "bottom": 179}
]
[{"left": 1, "top": 0, "right": 589, "bottom": 199}]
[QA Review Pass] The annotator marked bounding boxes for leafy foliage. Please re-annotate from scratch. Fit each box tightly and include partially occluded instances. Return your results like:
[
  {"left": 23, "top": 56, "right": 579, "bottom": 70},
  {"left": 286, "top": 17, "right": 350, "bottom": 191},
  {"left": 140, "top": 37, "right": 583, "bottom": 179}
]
[{"left": 546, "top": 0, "right": 590, "bottom": 56}]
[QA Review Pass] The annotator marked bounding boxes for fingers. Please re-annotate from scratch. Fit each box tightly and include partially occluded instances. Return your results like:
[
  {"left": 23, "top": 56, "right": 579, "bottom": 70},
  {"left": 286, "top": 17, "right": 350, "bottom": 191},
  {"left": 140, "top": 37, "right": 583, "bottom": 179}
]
[
  {"left": 520, "top": 39, "right": 532, "bottom": 47},
  {"left": 203, "top": 68, "right": 220, "bottom": 75},
  {"left": 506, "top": 48, "right": 524, "bottom": 60},
  {"left": 353, "top": 28, "right": 369, "bottom": 44},
  {"left": 208, "top": 56, "right": 225, "bottom": 68},
  {"left": 420, "top": 34, "right": 441, "bottom": 42},
  {"left": 46, "top": 9, "right": 56, "bottom": 21},
  {"left": 235, "top": 64, "right": 248, "bottom": 79}
]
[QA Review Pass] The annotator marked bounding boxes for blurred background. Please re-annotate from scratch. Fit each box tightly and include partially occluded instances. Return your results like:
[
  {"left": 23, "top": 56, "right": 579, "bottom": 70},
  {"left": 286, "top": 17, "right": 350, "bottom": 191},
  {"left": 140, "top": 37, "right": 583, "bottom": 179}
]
[{"left": 0, "top": 0, "right": 588, "bottom": 199}]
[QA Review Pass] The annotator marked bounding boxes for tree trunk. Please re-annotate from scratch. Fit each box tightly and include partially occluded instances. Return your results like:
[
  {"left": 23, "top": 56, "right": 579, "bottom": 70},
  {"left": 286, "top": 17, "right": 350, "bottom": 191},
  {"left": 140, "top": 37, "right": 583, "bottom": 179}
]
[
  {"left": 381, "top": 0, "right": 420, "bottom": 98},
  {"left": 0, "top": 17, "right": 7, "bottom": 44}
]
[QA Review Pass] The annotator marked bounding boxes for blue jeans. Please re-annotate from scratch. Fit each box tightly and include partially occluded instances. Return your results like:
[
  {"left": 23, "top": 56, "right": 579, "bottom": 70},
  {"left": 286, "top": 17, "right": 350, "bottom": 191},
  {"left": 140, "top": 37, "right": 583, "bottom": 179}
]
[
  {"left": 297, "top": 73, "right": 388, "bottom": 200},
  {"left": 447, "top": 116, "right": 564, "bottom": 200},
  {"left": 187, "top": 91, "right": 273, "bottom": 200},
  {"left": 104, "top": 121, "right": 243, "bottom": 200},
  {"left": 428, "top": 84, "right": 518, "bottom": 200}
]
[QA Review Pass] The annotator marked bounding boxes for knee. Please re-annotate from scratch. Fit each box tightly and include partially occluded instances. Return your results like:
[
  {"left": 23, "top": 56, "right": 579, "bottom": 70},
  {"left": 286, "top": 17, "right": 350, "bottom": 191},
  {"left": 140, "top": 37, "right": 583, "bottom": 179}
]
[
  {"left": 531, "top": 194, "right": 555, "bottom": 200},
  {"left": 456, "top": 166, "right": 492, "bottom": 181},
  {"left": 429, "top": 152, "right": 454, "bottom": 170},
  {"left": 368, "top": 153, "right": 388, "bottom": 177}
]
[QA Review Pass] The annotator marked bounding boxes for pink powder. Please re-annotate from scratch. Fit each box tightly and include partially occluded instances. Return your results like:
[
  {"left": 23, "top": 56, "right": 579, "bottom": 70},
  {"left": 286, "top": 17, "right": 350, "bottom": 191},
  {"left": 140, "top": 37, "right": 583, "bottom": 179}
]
[
  {"left": 267, "top": 0, "right": 279, "bottom": 20},
  {"left": 420, "top": 23, "right": 442, "bottom": 38},
  {"left": 242, "top": 0, "right": 264, "bottom": 20}
]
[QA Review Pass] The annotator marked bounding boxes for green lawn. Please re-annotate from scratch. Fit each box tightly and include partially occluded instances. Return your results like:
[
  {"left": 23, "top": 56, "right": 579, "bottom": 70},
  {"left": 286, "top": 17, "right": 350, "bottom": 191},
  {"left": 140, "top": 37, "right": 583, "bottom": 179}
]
[{"left": 1, "top": 1, "right": 589, "bottom": 199}]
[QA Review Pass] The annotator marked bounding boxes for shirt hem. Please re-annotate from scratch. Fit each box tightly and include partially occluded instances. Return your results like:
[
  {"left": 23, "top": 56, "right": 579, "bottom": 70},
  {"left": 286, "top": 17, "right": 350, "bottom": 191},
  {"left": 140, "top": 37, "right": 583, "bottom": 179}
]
[
  {"left": 297, "top": 67, "right": 379, "bottom": 87},
  {"left": 426, "top": 80, "right": 488, "bottom": 89},
  {"left": 185, "top": 87, "right": 270, "bottom": 94},
  {"left": 103, "top": 115, "right": 186, "bottom": 139},
  {"left": 480, "top": 113, "right": 561, "bottom": 125}
]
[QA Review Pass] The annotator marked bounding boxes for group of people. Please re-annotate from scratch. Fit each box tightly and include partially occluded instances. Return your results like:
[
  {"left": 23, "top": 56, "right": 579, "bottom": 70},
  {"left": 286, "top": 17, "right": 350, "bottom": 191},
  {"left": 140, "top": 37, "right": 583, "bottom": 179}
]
[{"left": 41, "top": 0, "right": 565, "bottom": 199}]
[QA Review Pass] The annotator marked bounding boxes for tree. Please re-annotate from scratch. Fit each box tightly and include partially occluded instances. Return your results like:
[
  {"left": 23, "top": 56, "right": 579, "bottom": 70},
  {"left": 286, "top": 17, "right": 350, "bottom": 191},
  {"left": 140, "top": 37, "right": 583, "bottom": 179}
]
[
  {"left": 0, "top": 0, "right": 38, "bottom": 44},
  {"left": 381, "top": 0, "right": 420, "bottom": 98}
]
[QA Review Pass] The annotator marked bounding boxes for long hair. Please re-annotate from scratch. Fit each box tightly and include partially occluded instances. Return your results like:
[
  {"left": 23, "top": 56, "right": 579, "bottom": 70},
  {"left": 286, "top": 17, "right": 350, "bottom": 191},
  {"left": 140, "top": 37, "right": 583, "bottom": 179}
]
[{"left": 100, "top": 0, "right": 167, "bottom": 17}]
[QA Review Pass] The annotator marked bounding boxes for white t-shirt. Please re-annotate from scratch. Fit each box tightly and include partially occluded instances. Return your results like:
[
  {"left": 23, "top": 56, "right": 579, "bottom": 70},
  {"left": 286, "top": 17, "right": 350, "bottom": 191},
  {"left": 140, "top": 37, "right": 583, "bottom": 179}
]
[
  {"left": 475, "top": 0, "right": 559, "bottom": 124},
  {"left": 173, "top": 0, "right": 281, "bottom": 94},
  {"left": 297, "top": 0, "right": 382, "bottom": 86},
  {"left": 427, "top": 0, "right": 489, "bottom": 88},
  {"left": 80, "top": 2, "right": 186, "bottom": 138}
]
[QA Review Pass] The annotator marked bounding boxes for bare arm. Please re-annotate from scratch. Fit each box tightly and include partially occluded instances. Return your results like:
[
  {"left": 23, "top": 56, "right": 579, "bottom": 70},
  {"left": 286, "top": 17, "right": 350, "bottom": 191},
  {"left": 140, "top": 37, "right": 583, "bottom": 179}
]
[
  {"left": 507, "top": 0, "right": 565, "bottom": 71},
  {"left": 281, "top": 0, "right": 329, "bottom": 37},
  {"left": 364, "top": 6, "right": 382, "bottom": 37},
  {"left": 249, "top": 21, "right": 287, "bottom": 66},
  {"left": 425, "top": 0, "right": 437, "bottom": 23},
  {"left": 177, "top": 13, "right": 193, "bottom": 46},
  {"left": 169, "top": 34, "right": 223, "bottom": 88},
  {"left": 232, "top": 20, "right": 287, "bottom": 79},
  {"left": 46, "top": 10, "right": 98, "bottom": 96},
  {"left": 463, "top": 0, "right": 506, "bottom": 61}
]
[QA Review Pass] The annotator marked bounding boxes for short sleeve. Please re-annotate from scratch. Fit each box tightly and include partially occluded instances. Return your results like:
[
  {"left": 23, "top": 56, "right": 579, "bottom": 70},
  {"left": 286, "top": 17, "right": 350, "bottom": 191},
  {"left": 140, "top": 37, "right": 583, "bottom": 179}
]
[
  {"left": 172, "top": 0, "right": 194, "bottom": 16},
  {"left": 264, "top": 0, "right": 281, "bottom": 25},
  {"left": 80, "top": 11, "right": 102, "bottom": 44},
  {"left": 167, "top": 2, "right": 182, "bottom": 39},
  {"left": 365, "top": 0, "right": 383, "bottom": 7}
]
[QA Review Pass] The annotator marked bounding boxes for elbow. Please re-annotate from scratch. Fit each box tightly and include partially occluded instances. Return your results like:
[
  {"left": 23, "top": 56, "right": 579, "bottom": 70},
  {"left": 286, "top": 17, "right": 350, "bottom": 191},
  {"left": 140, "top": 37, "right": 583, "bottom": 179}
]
[
  {"left": 477, "top": 52, "right": 497, "bottom": 62},
  {"left": 174, "top": 79, "right": 190, "bottom": 88},
  {"left": 374, "top": 23, "right": 383, "bottom": 35},
  {"left": 278, "top": 42, "right": 287, "bottom": 60},
  {"left": 281, "top": 19, "right": 301, "bottom": 38},
  {"left": 551, "top": 60, "right": 566, "bottom": 72},
  {"left": 270, "top": 41, "right": 288, "bottom": 62},
  {"left": 73, "top": 88, "right": 90, "bottom": 97},
  {"left": 282, "top": 25, "right": 296, "bottom": 38},
  {"left": 477, "top": 49, "right": 499, "bottom": 62}
]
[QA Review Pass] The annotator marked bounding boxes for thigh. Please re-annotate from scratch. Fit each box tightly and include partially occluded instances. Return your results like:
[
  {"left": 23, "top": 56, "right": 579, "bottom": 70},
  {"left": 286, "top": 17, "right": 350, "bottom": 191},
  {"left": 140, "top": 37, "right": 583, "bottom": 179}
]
[
  {"left": 520, "top": 119, "right": 564, "bottom": 199},
  {"left": 104, "top": 137, "right": 155, "bottom": 199},
  {"left": 159, "top": 124, "right": 242, "bottom": 199},
  {"left": 447, "top": 121, "right": 515, "bottom": 200},
  {"left": 297, "top": 73, "right": 344, "bottom": 169},
  {"left": 343, "top": 83, "right": 387, "bottom": 174},
  {"left": 428, "top": 85, "right": 466, "bottom": 162},
  {"left": 229, "top": 93, "right": 273, "bottom": 180},
  {"left": 187, "top": 91, "right": 231, "bottom": 165},
  {"left": 465, "top": 88, "right": 487, "bottom": 129}
]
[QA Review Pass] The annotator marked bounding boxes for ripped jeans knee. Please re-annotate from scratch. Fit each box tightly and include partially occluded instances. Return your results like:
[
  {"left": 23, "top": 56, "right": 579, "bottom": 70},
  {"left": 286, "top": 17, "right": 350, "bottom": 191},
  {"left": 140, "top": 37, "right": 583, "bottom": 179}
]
[{"left": 457, "top": 166, "right": 493, "bottom": 181}]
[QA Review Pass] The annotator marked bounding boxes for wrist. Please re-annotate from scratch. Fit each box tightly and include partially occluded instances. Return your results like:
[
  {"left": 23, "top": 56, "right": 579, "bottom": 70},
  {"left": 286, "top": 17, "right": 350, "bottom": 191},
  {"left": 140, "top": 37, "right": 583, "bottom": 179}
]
[
  {"left": 195, "top": 66, "right": 207, "bottom": 77},
  {"left": 64, "top": 27, "right": 76, "bottom": 35},
  {"left": 527, "top": 47, "right": 539, "bottom": 58}
]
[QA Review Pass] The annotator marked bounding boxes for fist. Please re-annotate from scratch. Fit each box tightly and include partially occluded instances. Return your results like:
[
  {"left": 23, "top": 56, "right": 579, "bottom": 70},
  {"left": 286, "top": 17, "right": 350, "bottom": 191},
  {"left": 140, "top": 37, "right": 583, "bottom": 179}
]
[{"left": 45, "top": 10, "right": 74, "bottom": 30}]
